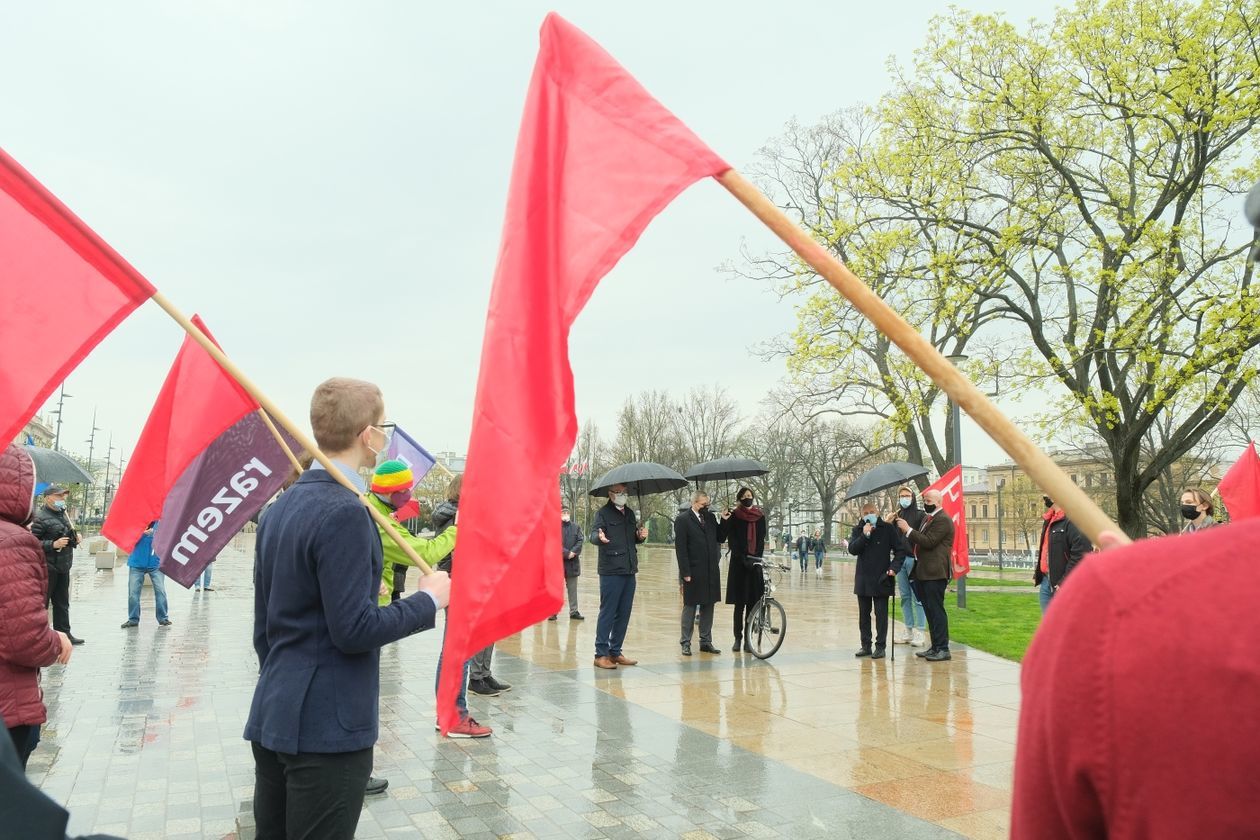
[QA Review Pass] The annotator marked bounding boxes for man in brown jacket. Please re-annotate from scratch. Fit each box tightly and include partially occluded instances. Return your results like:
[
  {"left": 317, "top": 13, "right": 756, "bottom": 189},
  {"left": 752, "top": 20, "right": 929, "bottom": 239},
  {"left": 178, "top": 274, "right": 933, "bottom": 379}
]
[{"left": 896, "top": 489, "right": 955, "bottom": 661}]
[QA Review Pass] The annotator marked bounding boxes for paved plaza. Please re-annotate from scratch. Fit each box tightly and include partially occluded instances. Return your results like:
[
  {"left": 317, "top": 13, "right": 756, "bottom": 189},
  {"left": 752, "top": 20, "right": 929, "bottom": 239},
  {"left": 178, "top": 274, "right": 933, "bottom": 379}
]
[{"left": 32, "top": 536, "right": 1019, "bottom": 839}]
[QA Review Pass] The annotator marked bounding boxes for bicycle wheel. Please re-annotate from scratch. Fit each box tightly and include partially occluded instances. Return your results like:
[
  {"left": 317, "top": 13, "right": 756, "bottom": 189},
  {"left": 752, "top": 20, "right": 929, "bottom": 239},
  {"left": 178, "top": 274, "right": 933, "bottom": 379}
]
[{"left": 748, "top": 597, "right": 787, "bottom": 659}]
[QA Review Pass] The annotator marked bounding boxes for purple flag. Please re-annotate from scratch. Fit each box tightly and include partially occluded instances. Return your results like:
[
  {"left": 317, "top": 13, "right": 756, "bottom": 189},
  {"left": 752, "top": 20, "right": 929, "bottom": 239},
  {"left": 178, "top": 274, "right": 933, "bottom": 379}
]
[
  {"left": 155, "top": 412, "right": 297, "bottom": 588},
  {"left": 387, "top": 425, "right": 437, "bottom": 482}
]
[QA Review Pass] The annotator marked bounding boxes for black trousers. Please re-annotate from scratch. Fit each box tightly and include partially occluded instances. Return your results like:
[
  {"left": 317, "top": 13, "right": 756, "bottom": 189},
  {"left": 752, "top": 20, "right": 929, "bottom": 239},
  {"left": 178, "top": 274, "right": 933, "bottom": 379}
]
[
  {"left": 856, "top": 595, "right": 890, "bottom": 649},
  {"left": 45, "top": 567, "right": 71, "bottom": 633},
  {"left": 252, "top": 742, "right": 373, "bottom": 840},
  {"left": 7, "top": 725, "right": 33, "bottom": 770},
  {"left": 917, "top": 578, "right": 950, "bottom": 651},
  {"left": 732, "top": 602, "right": 756, "bottom": 642},
  {"left": 390, "top": 562, "right": 408, "bottom": 601}
]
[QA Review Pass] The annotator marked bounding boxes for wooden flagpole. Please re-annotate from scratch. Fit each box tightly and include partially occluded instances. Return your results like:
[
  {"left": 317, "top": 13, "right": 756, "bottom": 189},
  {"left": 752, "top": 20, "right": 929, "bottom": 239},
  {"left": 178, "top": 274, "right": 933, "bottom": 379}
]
[
  {"left": 716, "top": 169, "right": 1129, "bottom": 546},
  {"left": 256, "top": 408, "right": 305, "bottom": 475},
  {"left": 147, "top": 291, "right": 435, "bottom": 575}
]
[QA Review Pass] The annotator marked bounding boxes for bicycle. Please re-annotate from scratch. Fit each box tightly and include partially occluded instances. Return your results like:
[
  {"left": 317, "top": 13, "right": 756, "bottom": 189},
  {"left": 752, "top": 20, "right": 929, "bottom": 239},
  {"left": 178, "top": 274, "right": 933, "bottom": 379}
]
[{"left": 746, "top": 557, "right": 791, "bottom": 659}]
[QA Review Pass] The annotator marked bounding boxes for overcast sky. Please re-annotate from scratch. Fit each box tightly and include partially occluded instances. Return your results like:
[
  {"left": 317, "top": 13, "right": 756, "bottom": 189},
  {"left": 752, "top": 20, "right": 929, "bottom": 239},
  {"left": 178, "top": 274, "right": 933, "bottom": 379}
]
[{"left": 3, "top": 0, "right": 1051, "bottom": 473}]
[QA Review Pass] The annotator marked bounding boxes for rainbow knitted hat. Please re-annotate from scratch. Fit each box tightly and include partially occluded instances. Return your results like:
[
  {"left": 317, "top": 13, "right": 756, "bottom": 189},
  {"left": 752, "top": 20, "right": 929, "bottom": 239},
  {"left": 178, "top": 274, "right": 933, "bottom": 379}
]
[{"left": 371, "top": 459, "right": 414, "bottom": 495}]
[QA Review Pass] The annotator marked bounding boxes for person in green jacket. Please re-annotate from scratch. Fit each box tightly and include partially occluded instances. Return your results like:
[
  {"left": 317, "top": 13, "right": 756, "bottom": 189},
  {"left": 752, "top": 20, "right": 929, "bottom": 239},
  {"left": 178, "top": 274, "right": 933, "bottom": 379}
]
[{"left": 368, "top": 460, "right": 456, "bottom": 607}]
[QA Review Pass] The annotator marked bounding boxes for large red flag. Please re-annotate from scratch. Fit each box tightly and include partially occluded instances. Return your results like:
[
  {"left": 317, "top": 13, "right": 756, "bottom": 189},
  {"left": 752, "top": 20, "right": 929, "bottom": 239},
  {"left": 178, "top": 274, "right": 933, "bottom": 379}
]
[
  {"left": 1217, "top": 441, "right": 1260, "bottom": 522},
  {"left": 0, "top": 148, "right": 155, "bottom": 445},
  {"left": 102, "top": 317, "right": 258, "bottom": 551},
  {"left": 925, "top": 465, "right": 970, "bottom": 578},
  {"left": 437, "top": 14, "right": 728, "bottom": 731}
]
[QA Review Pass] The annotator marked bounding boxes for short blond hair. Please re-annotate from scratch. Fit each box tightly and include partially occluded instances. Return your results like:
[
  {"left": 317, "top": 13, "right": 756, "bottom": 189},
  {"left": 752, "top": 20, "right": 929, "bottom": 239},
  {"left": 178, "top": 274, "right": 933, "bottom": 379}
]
[{"left": 309, "top": 378, "right": 383, "bottom": 452}]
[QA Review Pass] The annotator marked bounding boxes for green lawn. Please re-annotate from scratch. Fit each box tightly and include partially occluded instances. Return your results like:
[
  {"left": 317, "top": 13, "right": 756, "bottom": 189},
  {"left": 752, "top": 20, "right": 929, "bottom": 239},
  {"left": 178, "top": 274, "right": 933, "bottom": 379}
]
[
  {"left": 959, "top": 576, "right": 1037, "bottom": 589},
  {"left": 943, "top": 592, "right": 1043, "bottom": 662}
]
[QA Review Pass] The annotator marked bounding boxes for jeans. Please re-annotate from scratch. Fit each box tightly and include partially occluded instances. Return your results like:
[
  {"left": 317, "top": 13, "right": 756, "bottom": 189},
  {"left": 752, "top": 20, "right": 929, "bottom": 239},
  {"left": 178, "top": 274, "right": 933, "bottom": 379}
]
[
  {"left": 565, "top": 576, "right": 579, "bottom": 613},
  {"left": 857, "top": 595, "right": 890, "bottom": 649},
  {"left": 198, "top": 563, "right": 212, "bottom": 589},
  {"left": 1039, "top": 576, "right": 1054, "bottom": 613},
  {"left": 814, "top": 550, "right": 824, "bottom": 570},
  {"left": 595, "top": 574, "right": 636, "bottom": 658},
  {"left": 128, "top": 567, "right": 169, "bottom": 623},
  {"left": 434, "top": 615, "right": 471, "bottom": 715},
  {"left": 680, "top": 603, "right": 714, "bottom": 646},
  {"left": 251, "top": 742, "right": 373, "bottom": 840},
  {"left": 45, "top": 566, "right": 72, "bottom": 633},
  {"left": 917, "top": 578, "right": 950, "bottom": 651},
  {"left": 897, "top": 557, "right": 926, "bottom": 630},
  {"left": 798, "top": 549, "right": 808, "bottom": 571}
]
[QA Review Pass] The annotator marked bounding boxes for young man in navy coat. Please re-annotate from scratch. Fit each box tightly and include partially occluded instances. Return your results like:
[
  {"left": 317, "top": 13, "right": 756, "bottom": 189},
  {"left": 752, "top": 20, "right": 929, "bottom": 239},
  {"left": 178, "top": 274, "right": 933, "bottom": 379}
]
[{"left": 244, "top": 377, "right": 451, "bottom": 840}]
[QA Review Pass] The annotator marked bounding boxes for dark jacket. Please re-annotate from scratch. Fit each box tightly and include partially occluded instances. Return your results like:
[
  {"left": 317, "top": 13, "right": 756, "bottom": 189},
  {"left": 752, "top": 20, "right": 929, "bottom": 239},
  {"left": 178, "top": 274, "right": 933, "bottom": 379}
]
[
  {"left": 894, "top": 492, "right": 926, "bottom": 532},
  {"left": 848, "top": 519, "right": 908, "bottom": 598},
  {"left": 561, "top": 519, "right": 583, "bottom": 578},
  {"left": 432, "top": 499, "right": 458, "bottom": 574},
  {"left": 812, "top": 536, "right": 825, "bottom": 554},
  {"left": 673, "top": 508, "right": 726, "bottom": 605},
  {"left": 589, "top": 502, "right": 645, "bottom": 575},
  {"left": 31, "top": 504, "right": 77, "bottom": 572},
  {"left": 725, "top": 511, "right": 767, "bottom": 606},
  {"left": 244, "top": 470, "right": 437, "bottom": 754},
  {"left": 795, "top": 535, "right": 807, "bottom": 553},
  {"left": 0, "top": 446, "right": 63, "bottom": 729},
  {"left": 906, "top": 511, "right": 954, "bottom": 581},
  {"left": 1035, "top": 515, "right": 1091, "bottom": 589}
]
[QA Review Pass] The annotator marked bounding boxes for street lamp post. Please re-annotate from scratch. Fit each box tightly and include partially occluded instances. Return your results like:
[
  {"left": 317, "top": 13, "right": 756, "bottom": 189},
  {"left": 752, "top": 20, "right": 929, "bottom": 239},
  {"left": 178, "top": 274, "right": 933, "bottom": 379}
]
[
  {"left": 52, "top": 384, "right": 71, "bottom": 451},
  {"left": 996, "top": 478, "right": 1005, "bottom": 573},
  {"left": 945, "top": 354, "right": 968, "bottom": 608}
]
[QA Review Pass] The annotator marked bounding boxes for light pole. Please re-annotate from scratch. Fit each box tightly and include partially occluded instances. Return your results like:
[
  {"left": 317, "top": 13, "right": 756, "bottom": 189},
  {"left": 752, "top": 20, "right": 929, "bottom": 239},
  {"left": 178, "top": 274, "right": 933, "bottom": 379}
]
[
  {"left": 996, "top": 477, "right": 1005, "bottom": 573},
  {"left": 52, "top": 384, "right": 72, "bottom": 451},
  {"left": 84, "top": 409, "right": 100, "bottom": 518},
  {"left": 945, "top": 354, "right": 968, "bottom": 608}
]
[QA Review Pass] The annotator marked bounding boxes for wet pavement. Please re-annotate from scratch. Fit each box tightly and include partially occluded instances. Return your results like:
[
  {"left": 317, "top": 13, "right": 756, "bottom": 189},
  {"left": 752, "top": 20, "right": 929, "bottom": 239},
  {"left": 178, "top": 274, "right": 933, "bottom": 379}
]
[{"left": 32, "top": 535, "right": 1018, "bottom": 839}]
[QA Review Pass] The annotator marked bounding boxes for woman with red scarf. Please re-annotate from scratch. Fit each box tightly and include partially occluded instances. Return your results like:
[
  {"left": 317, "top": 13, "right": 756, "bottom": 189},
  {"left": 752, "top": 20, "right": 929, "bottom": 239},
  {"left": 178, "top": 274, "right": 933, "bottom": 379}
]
[
  {"left": 724, "top": 486, "right": 767, "bottom": 653},
  {"left": 1034, "top": 495, "right": 1090, "bottom": 612}
]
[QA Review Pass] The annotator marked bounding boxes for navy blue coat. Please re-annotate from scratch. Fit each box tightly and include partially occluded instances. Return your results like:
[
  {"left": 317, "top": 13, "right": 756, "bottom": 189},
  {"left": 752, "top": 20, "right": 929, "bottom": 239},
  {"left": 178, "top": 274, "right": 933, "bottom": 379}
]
[{"left": 244, "top": 470, "right": 436, "bottom": 754}]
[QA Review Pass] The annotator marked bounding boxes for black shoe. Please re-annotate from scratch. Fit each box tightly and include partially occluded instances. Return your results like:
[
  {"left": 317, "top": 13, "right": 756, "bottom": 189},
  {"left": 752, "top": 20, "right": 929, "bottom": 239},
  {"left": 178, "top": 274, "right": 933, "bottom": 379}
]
[
  {"left": 699, "top": 644, "right": 721, "bottom": 655},
  {"left": 467, "top": 678, "right": 500, "bottom": 697},
  {"left": 120, "top": 621, "right": 138, "bottom": 629},
  {"left": 548, "top": 614, "right": 558, "bottom": 621},
  {"left": 365, "top": 776, "right": 389, "bottom": 795},
  {"left": 203, "top": 587, "right": 215, "bottom": 592},
  {"left": 871, "top": 647, "right": 886, "bottom": 659},
  {"left": 158, "top": 620, "right": 172, "bottom": 626},
  {"left": 681, "top": 643, "right": 692, "bottom": 656},
  {"left": 925, "top": 649, "right": 952, "bottom": 662},
  {"left": 484, "top": 676, "right": 512, "bottom": 693},
  {"left": 743, "top": 639, "right": 753, "bottom": 653},
  {"left": 68, "top": 635, "right": 84, "bottom": 645},
  {"left": 854, "top": 648, "right": 872, "bottom": 657},
  {"left": 570, "top": 611, "right": 585, "bottom": 620},
  {"left": 915, "top": 647, "right": 937, "bottom": 658},
  {"left": 732, "top": 640, "right": 742, "bottom": 653}
]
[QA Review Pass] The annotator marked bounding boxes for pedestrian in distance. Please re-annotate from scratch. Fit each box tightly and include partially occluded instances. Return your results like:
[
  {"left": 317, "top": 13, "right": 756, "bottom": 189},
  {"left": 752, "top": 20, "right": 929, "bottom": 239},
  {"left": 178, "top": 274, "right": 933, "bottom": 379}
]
[
  {"left": 673, "top": 490, "right": 727, "bottom": 656},
  {"left": 1034, "top": 495, "right": 1091, "bottom": 613},
  {"left": 120, "top": 521, "right": 171, "bottom": 628},
  {"left": 552, "top": 505, "right": 585, "bottom": 621},
  {"left": 725, "top": 486, "right": 767, "bottom": 654},
  {"left": 590, "top": 483, "right": 647, "bottom": 669},
  {"left": 31, "top": 484, "right": 83, "bottom": 645}
]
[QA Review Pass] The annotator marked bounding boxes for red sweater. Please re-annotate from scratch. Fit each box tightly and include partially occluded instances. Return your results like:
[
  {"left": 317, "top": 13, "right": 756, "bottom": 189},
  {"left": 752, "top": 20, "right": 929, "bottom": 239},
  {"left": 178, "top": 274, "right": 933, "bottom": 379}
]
[{"left": 1013, "top": 519, "right": 1260, "bottom": 838}]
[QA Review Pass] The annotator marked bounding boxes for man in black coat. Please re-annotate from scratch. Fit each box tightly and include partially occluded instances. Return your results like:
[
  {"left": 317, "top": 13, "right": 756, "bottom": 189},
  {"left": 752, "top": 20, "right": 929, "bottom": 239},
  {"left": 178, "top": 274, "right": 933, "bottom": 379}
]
[
  {"left": 848, "top": 501, "right": 909, "bottom": 658},
  {"left": 897, "top": 489, "right": 956, "bottom": 662},
  {"left": 1034, "top": 495, "right": 1092, "bottom": 613},
  {"left": 553, "top": 506, "right": 584, "bottom": 621},
  {"left": 673, "top": 491, "right": 728, "bottom": 656},
  {"left": 590, "top": 483, "right": 647, "bottom": 669},
  {"left": 30, "top": 485, "right": 82, "bottom": 645}
]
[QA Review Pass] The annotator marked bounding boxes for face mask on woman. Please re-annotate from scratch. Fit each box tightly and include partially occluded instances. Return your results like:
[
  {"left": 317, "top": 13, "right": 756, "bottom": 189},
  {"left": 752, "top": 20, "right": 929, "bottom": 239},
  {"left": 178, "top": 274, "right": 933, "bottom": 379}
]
[
  {"left": 740, "top": 497, "right": 754, "bottom": 507},
  {"left": 898, "top": 497, "right": 911, "bottom": 509}
]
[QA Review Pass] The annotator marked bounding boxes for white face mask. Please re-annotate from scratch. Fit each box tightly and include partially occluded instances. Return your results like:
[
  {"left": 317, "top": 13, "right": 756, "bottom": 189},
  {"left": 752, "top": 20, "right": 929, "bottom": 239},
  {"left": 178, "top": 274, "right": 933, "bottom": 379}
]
[
  {"left": 561, "top": 515, "right": 570, "bottom": 523},
  {"left": 613, "top": 493, "right": 628, "bottom": 507}
]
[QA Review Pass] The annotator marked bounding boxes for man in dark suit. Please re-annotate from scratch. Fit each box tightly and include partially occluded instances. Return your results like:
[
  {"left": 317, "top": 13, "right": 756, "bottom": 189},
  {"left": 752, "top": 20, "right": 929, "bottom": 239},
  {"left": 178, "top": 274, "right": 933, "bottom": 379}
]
[
  {"left": 673, "top": 491, "right": 727, "bottom": 656},
  {"left": 245, "top": 377, "right": 451, "bottom": 840},
  {"left": 896, "top": 489, "right": 955, "bottom": 662}
]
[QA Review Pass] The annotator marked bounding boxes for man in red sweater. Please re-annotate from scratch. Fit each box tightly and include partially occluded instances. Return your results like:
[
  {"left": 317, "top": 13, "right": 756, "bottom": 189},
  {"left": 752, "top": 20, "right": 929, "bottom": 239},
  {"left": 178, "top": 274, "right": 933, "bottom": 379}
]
[{"left": 1012, "top": 520, "right": 1260, "bottom": 838}]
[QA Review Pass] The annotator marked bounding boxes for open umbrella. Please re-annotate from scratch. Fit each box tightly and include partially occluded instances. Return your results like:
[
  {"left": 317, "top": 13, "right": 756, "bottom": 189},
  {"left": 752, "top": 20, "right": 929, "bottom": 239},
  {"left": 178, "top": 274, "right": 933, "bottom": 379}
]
[
  {"left": 588, "top": 461, "right": 688, "bottom": 498},
  {"left": 844, "top": 461, "right": 928, "bottom": 501},
  {"left": 683, "top": 457, "right": 768, "bottom": 482},
  {"left": 24, "top": 446, "right": 93, "bottom": 486}
]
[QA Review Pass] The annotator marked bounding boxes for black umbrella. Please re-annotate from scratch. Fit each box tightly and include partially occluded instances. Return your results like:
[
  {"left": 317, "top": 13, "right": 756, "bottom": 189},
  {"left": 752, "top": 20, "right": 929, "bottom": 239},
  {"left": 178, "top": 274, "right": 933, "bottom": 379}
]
[
  {"left": 683, "top": 457, "right": 769, "bottom": 482},
  {"left": 588, "top": 462, "right": 689, "bottom": 497},
  {"left": 844, "top": 461, "right": 928, "bottom": 501},
  {"left": 24, "top": 446, "right": 92, "bottom": 486}
]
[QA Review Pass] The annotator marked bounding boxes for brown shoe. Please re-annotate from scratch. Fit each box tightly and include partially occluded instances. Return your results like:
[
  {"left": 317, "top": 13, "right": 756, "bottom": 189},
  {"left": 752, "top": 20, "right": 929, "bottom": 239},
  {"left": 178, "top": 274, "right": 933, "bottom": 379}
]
[
  {"left": 593, "top": 656, "right": 618, "bottom": 669},
  {"left": 612, "top": 654, "right": 638, "bottom": 666}
]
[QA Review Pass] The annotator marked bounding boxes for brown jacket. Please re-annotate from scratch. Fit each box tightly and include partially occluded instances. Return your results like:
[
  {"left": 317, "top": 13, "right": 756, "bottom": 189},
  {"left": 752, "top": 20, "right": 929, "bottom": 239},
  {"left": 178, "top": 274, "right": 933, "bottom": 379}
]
[{"left": 906, "top": 511, "right": 954, "bottom": 581}]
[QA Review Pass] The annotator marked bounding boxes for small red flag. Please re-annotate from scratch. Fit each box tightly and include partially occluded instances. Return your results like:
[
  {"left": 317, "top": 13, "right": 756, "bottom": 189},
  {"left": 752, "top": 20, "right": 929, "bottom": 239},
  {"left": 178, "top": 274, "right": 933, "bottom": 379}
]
[
  {"left": 925, "top": 465, "right": 970, "bottom": 578},
  {"left": 0, "top": 148, "right": 155, "bottom": 445},
  {"left": 437, "top": 14, "right": 728, "bottom": 732},
  {"left": 102, "top": 317, "right": 258, "bottom": 551},
  {"left": 1217, "top": 441, "right": 1260, "bottom": 522}
]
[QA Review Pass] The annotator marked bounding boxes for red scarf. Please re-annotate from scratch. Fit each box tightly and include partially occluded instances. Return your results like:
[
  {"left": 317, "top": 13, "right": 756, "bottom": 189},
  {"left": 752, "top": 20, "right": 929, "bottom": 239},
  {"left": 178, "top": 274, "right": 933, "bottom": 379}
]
[
  {"left": 1040, "top": 507, "right": 1065, "bottom": 573},
  {"left": 732, "top": 505, "right": 763, "bottom": 553}
]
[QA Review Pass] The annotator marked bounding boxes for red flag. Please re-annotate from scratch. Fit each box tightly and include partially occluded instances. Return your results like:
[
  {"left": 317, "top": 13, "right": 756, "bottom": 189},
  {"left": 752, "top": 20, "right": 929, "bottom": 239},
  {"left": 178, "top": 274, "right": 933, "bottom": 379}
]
[
  {"left": 102, "top": 317, "right": 258, "bottom": 551},
  {"left": 1217, "top": 441, "right": 1260, "bottom": 522},
  {"left": 925, "top": 465, "right": 970, "bottom": 578},
  {"left": 437, "top": 14, "right": 728, "bottom": 732},
  {"left": 0, "top": 148, "right": 155, "bottom": 445}
]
